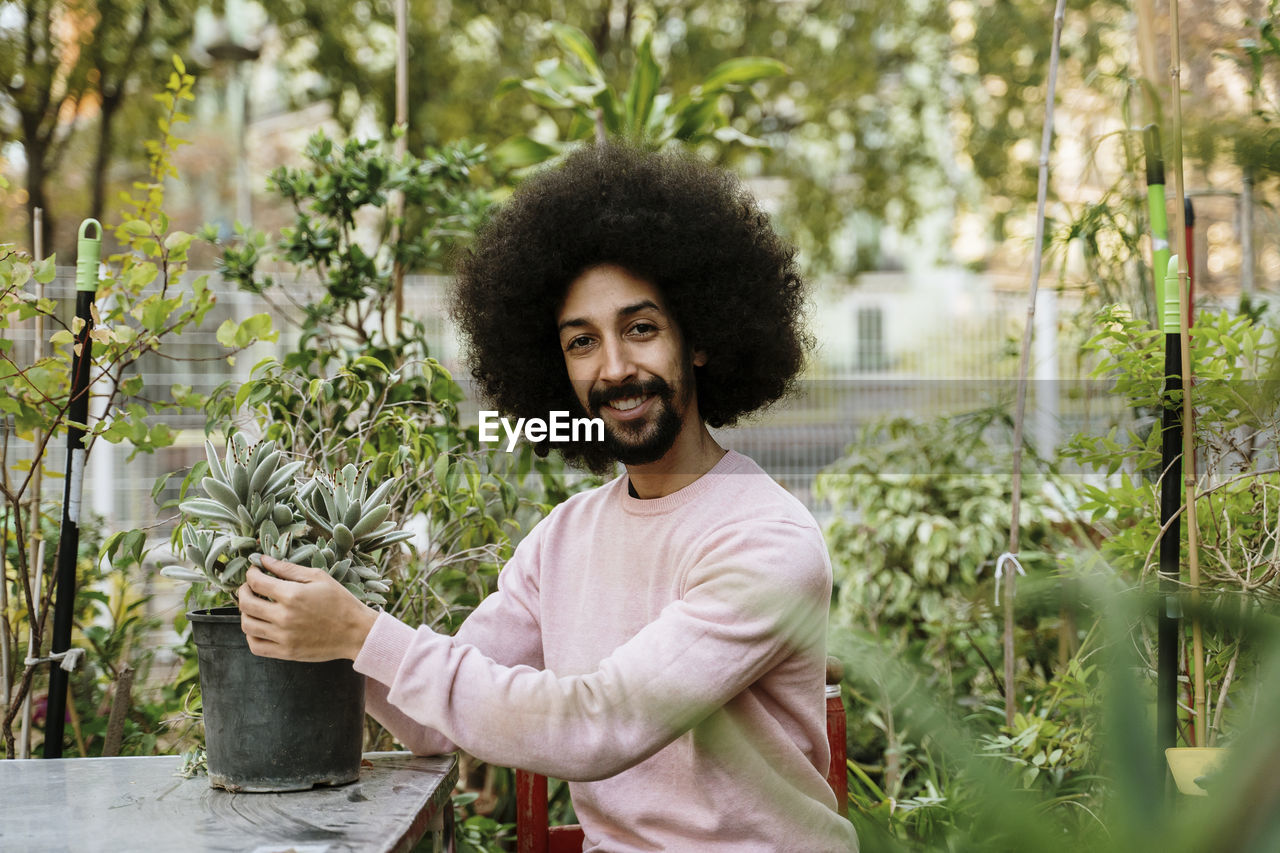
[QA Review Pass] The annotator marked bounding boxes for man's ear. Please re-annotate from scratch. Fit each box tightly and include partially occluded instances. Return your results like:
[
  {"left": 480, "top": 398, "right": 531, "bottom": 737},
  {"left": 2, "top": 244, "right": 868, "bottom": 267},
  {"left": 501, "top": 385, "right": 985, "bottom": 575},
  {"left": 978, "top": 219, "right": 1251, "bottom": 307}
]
[{"left": 692, "top": 348, "right": 708, "bottom": 367}]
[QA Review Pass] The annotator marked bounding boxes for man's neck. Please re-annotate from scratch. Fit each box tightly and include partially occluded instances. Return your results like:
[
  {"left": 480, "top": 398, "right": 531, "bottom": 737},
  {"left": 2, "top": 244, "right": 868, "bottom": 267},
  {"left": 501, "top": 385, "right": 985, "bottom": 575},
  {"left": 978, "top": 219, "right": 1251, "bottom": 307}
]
[{"left": 624, "top": 422, "right": 726, "bottom": 499}]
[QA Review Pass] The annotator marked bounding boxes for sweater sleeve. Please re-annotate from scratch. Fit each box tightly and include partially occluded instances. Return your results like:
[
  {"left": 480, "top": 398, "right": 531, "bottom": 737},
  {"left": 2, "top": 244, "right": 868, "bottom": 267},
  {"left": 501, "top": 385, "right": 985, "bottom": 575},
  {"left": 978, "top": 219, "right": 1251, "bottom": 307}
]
[
  {"left": 353, "top": 518, "right": 831, "bottom": 780},
  {"left": 361, "top": 520, "right": 546, "bottom": 755}
]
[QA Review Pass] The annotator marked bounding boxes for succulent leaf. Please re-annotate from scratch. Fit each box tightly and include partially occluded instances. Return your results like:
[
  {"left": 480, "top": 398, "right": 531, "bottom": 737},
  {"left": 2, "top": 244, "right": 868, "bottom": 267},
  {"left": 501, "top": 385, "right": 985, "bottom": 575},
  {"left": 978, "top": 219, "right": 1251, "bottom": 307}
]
[
  {"left": 249, "top": 450, "right": 281, "bottom": 493},
  {"left": 248, "top": 439, "right": 272, "bottom": 473},
  {"left": 332, "top": 523, "right": 355, "bottom": 554},
  {"left": 299, "top": 500, "right": 332, "bottom": 535},
  {"left": 340, "top": 464, "right": 358, "bottom": 492},
  {"left": 362, "top": 480, "right": 394, "bottom": 514},
  {"left": 343, "top": 499, "right": 362, "bottom": 530},
  {"left": 161, "top": 565, "right": 208, "bottom": 583},
  {"left": 352, "top": 562, "right": 381, "bottom": 580},
  {"left": 202, "top": 477, "right": 241, "bottom": 513},
  {"left": 180, "top": 499, "right": 240, "bottom": 526},
  {"left": 364, "top": 529, "right": 415, "bottom": 550},
  {"left": 350, "top": 504, "right": 391, "bottom": 539},
  {"left": 204, "top": 440, "right": 226, "bottom": 482},
  {"left": 272, "top": 504, "right": 294, "bottom": 528},
  {"left": 264, "top": 460, "right": 305, "bottom": 497},
  {"left": 232, "top": 463, "right": 250, "bottom": 503}
]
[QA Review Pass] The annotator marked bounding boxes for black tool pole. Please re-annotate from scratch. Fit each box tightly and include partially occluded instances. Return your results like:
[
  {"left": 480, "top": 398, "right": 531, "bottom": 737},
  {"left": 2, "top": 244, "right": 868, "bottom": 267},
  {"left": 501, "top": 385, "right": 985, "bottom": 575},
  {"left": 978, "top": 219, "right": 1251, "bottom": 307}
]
[
  {"left": 1144, "top": 126, "right": 1180, "bottom": 767},
  {"left": 1157, "top": 251, "right": 1183, "bottom": 769},
  {"left": 43, "top": 219, "right": 101, "bottom": 758},
  {"left": 1184, "top": 198, "right": 1195, "bottom": 331}
]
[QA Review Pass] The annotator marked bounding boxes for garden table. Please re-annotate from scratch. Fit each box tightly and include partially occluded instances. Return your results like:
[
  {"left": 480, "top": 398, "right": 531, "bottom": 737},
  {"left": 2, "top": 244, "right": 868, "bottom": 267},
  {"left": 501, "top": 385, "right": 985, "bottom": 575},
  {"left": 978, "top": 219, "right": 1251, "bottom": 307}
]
[{"left": 0, "top": 750, "right": 458, "bottom": 853}]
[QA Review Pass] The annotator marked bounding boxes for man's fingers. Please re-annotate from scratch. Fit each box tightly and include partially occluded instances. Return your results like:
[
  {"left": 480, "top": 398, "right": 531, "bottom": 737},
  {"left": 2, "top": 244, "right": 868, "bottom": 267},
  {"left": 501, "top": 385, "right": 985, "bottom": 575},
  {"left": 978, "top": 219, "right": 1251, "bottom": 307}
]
[
  {"left": 246, "top": 634, "right": 287, "bottom": 659},
  {"left": 240, "top": 609, "right": 273, "bottom": 636},
  {"left": 245, "top": 566, "right": 295, "bottom": 603},
  {"left": 259, "top": 555, "right": 318, "bottom": 582}
]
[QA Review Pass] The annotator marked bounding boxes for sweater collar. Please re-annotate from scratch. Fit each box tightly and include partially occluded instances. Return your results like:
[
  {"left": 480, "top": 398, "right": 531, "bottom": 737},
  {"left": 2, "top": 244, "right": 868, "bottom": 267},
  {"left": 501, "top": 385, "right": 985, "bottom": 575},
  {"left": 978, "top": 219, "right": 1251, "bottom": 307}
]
[{"left": 616, "top": 450, "right": 749, "bottom": 516}]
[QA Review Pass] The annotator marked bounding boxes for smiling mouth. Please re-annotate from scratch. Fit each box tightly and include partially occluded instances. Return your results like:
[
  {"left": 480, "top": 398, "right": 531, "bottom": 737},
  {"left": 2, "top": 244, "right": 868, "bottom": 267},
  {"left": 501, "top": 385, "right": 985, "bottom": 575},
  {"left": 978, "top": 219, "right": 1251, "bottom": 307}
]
[
  {"left": 600, "top": 394, "right": 655, "bottom": 421},
  {"left": 607, "top": 396, "right": 648, "bottom": 412}
]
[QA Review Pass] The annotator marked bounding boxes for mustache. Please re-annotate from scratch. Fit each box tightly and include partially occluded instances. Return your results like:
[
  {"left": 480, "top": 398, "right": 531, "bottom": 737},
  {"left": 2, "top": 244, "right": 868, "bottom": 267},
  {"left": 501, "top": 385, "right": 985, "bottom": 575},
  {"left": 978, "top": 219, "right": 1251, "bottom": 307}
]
[{"left": 586, "top": 376, "right": 673, "bottom": 412}]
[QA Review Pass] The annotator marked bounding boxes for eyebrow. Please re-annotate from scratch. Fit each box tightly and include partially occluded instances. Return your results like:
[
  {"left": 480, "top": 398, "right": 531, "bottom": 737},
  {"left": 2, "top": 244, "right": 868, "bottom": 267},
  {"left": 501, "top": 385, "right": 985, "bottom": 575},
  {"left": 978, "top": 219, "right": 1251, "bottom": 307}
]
[{"left": 557, "top": 300, "right": 663, "bottom": 333}]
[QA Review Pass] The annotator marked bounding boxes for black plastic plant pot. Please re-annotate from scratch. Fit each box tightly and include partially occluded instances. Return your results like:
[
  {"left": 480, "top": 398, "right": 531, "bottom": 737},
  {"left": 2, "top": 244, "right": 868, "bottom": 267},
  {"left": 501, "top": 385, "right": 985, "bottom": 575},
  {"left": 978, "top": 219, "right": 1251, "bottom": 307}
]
[{"left": 189, "top": 606, "right": 366, "bottom": 792}]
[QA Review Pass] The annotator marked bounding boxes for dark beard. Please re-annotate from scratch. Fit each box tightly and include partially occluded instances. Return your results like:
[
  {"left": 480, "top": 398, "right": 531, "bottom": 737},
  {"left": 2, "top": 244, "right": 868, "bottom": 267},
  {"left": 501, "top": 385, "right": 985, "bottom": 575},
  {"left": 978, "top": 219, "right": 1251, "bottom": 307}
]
[{"left": 588, "top": 376, "right": 684, "bottom": 466}]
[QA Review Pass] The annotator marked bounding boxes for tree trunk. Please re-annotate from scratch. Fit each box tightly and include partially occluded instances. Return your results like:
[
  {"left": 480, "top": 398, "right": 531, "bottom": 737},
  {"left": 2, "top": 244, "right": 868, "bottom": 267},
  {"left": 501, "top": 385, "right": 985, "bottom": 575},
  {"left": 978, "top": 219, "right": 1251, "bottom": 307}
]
[
  {"left": 90, "top": 87, "right": 124, "bottom": 226},
  {"left": 22, "top": 118, "right": 53, "bottom": 256}
]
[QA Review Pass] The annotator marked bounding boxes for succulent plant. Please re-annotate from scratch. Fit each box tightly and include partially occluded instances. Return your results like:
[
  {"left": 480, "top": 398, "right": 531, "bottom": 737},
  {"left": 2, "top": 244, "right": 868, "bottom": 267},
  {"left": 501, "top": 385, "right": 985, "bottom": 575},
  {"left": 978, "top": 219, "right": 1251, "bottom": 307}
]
[
  {"left": 292, "top": 463, "right": 413, "bottom": 604},
  {"left": 161, "top": 434, "right": 408, "bottom": 606}
]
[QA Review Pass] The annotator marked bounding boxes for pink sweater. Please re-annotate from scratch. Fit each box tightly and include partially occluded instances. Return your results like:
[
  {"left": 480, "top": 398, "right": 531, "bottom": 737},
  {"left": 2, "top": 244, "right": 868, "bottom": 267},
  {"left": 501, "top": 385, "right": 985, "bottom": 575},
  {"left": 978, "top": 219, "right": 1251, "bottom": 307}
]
[{"left": 353, "top": 450, "right": 859, "bottom": 851}]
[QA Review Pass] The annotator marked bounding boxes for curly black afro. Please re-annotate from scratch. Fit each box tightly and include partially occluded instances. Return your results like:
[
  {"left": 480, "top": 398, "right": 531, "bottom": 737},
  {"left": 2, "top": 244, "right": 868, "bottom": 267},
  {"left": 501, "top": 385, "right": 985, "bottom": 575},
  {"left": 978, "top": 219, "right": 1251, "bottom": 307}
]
[{"left": 450, "top": 142, "right": 812, "bottom": 472}]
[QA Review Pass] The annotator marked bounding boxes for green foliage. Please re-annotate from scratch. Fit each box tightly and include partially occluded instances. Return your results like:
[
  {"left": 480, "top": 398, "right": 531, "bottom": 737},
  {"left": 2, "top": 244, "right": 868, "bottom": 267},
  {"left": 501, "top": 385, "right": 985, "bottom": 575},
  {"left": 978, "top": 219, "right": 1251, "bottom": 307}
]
[
  {"left": 494, "top": 21, "right": 786, "bottom": 168},
  {"left": 1062, "top": 302, "right": 1278, "bottom": 751},
  {"left": 817, "top": 409, "right": 1086, "bottom": 834},
  {"left": 0, "top": 510, "right": 186, "bottom": 759},
  {"left": 450, "top": 791, "right": 515, "bottom": 852},
  {"left": 818, "top": 410, "right": 1072, "bottom": 636},
  {"left": 1192, "top": 0, "right": 1280, "bottom": 184},
  {"left": 206, "top": 130, "right": 591, "bottom": 643},
  {"left": 0, "top": 1, "right": 199, "bottom": 248},
  {"left": 829, "top": 302, "right": 1277, "bottom": 845},
  {"left": 219, "top": 133, "right": 490, "bottom": 319},
  {"left": 0, "top": 58, "right": 267, "bottom": 759},
  {"left": 1064, "top": 304, "right": 1280, "bottom": 585},
  {"left": 834, "top": 583, "right": 1280, "bottom": 853}
]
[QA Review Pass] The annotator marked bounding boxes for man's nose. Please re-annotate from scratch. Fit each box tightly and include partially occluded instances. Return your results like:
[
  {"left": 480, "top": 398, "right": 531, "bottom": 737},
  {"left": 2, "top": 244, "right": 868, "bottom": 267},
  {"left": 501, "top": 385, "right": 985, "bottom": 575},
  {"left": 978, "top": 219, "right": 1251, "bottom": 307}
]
[{"left": 598, "top": 337, "right": 636, "bottom": 384}]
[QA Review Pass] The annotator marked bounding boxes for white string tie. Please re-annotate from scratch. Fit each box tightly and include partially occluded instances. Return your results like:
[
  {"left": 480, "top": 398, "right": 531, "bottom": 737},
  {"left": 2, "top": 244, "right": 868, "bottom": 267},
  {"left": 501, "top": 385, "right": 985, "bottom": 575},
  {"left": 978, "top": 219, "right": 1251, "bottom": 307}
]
[
  {"left": 993, "top": 553, "right": 1026, "bottom": 606},
  {"left": 26, "top": 648, "right": 86, "bottom": 672}
]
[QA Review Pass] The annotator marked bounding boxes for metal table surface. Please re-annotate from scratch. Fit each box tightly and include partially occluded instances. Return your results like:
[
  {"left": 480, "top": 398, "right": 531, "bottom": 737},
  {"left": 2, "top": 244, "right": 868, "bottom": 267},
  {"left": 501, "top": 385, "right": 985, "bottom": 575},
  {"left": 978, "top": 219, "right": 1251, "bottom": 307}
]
[{"left": 0, "top": 751, "right": 458, "bottom": 853}]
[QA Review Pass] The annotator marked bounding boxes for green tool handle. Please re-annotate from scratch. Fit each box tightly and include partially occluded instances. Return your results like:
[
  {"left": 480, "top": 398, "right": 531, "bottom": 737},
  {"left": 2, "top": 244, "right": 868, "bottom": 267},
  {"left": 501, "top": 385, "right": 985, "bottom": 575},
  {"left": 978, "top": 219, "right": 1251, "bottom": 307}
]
[
  {"left": 1163, "top": 255, "right": 1182, "bottom": 335},
  {"left": 75, "top": 219, "right": 102, "bottom": 293},
  {"left": 1147, "top": 185, "right": 1169, "bottom": 317},
  {"left": 1144, "top": 125, "right": 1169, "bottom": 325}
]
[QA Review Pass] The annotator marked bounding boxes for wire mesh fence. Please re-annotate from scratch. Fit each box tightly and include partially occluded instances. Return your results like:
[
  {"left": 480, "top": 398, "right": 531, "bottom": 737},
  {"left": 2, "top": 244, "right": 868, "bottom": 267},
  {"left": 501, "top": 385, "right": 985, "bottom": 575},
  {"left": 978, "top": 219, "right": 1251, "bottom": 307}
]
[{"left": 3, "top": 269, "right": 1151, "bottom": 532}]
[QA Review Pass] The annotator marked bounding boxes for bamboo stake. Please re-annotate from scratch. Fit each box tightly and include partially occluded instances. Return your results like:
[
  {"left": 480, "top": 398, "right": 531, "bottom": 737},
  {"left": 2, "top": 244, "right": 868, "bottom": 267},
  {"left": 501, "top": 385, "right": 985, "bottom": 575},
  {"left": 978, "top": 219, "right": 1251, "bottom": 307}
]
[
  {"left": 0, "top": 500, "right": 8, "bottom": 711},
  {"left": 102, "top": 664, "right": 135, "bottom": 757},
  {"left": 390, "top": 0, "right": 409, "bottom": 341},
  {"left": 17, "top": 208, "right": 47, "bottom": 758},
  {"left": 1005, "top": 0, "right": 1068, "bottom": 727},
  {"left": 18, "top": 539, "right": 44, "bottom": 759},
  {"left": 1166, "top": 0, "right": 1205, "bottom": 747}
]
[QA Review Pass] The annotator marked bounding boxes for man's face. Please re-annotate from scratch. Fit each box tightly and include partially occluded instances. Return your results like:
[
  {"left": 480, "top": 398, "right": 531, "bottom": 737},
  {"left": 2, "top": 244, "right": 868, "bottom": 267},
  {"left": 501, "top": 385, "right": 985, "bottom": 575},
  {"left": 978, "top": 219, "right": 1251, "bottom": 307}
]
[{"left": 556, "top": 264, "right": 706, "bottom": 466}]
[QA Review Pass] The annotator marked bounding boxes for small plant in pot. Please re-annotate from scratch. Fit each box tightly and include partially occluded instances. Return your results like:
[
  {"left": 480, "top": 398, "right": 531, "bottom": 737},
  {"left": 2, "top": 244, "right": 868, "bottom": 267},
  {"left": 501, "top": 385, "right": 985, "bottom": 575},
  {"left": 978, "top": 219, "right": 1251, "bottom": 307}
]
[{"left": 163, "top": 434, "right": 411, "bottom": 792}]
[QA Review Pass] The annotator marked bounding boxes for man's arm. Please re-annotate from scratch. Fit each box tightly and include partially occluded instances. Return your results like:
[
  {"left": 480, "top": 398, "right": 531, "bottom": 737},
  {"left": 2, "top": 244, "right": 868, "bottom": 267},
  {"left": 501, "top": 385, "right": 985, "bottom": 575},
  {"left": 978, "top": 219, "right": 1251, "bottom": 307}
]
[
  {"left": 353, "top": 519, "right": 830, "bottom": 781},
  {"left": 361, "top": 534, "right": 547, "bottom": 754}
]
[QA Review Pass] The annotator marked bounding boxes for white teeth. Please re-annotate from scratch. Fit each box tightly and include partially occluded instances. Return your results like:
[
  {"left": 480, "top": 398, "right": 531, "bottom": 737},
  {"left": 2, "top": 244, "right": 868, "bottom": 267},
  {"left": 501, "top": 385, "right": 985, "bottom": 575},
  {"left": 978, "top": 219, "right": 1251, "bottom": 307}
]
[{"left": 610, "top": 396, "right": 646, "bottom": 412}]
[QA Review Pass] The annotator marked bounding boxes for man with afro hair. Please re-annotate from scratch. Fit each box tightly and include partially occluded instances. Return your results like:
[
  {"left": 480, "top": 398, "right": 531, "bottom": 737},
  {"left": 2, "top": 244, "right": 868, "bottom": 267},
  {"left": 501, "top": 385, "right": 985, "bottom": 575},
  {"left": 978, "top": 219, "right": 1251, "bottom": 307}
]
[{"left": 239, "top": 143, "right": 859, "bottom": 852}]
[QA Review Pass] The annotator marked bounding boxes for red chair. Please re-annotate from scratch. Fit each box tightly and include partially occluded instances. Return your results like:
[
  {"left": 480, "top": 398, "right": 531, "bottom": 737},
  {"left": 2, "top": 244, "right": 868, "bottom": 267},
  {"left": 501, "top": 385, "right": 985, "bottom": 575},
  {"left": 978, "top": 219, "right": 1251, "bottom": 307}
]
[{"left": 515, "top": 658, "right": 849, "bottom": 853}]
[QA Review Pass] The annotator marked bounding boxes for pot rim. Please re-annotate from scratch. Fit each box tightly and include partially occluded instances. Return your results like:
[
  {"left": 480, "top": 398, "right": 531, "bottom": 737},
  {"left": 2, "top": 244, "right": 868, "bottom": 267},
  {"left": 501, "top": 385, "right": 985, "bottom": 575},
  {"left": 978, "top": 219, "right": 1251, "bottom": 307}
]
[{"left": 188, "top": 605, "right": 241, "bottom": 621}]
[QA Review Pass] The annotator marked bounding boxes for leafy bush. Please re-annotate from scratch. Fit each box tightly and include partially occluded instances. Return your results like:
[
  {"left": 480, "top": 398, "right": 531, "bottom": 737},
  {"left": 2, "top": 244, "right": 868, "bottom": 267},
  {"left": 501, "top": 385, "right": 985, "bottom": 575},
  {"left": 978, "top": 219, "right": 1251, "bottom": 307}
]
[{"left": 0, "top": 58, "right": 272, "bottom": 759}]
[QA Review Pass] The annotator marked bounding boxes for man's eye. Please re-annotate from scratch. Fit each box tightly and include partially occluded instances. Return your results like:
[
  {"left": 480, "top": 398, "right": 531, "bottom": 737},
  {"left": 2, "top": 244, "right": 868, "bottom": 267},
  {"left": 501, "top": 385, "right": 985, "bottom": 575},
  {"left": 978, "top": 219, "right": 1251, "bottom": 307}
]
[
  {"left": 566, "top": 335, "right": 593, "bottom": 350},
  {"left": 629, "top": 322, "right": 657, "bottom": 336}
]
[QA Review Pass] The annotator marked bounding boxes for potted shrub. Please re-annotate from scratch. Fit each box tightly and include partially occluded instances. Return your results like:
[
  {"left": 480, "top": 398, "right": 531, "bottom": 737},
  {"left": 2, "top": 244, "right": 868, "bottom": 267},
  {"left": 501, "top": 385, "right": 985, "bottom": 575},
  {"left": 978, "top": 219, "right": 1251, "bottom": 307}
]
[{"left": 162, "top": 434, "right": 411, "bottom": 792}]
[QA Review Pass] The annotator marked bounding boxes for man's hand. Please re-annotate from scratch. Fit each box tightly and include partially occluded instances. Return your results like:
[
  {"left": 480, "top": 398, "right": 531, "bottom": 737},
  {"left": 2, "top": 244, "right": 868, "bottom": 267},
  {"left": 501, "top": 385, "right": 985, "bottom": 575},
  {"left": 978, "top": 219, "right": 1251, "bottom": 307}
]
[{"left": 238, "top": 555, "right": 378, "bottom": 662}]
